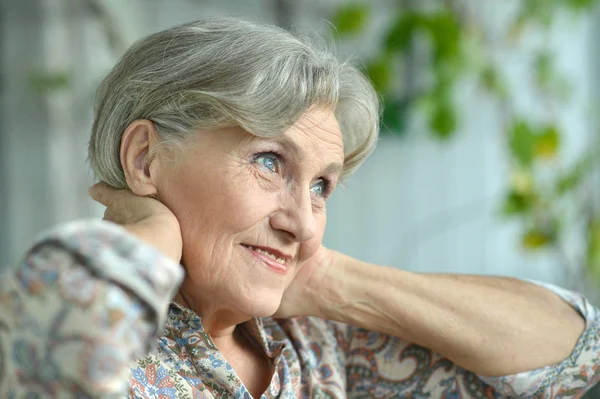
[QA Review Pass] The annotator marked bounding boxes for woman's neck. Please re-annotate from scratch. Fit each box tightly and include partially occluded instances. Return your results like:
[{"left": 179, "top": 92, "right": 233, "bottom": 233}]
[{"left": 172, "top": 289, "right": 249, "bottom": 339}]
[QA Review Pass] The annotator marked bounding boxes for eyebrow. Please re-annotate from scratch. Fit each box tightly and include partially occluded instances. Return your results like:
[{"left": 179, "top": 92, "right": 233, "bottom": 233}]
[{"left": 274, "top": 136, "right": 344, "bottom": 177}]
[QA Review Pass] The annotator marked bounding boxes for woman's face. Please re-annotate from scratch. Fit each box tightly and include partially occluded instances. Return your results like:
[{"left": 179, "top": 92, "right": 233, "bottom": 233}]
[{"left": 155, "top": 108, "right": 344, "bottom": 318}]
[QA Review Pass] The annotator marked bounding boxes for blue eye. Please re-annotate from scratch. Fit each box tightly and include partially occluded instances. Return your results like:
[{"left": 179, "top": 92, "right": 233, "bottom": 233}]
[
  {"left": 311, "top": 179, "right": 330, "bottom": 198},
  {"left": 254, "top": 152, "right": 280, "bottom": 173}
]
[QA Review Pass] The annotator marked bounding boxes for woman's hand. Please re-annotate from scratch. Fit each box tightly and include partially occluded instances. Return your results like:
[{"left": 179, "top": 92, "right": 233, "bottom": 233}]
[
  {"left": 275, "top": 245, "right": 338, "bottom": 319},
  {"left": 89, "top": 182, "right": 183, "bottom": 262}
]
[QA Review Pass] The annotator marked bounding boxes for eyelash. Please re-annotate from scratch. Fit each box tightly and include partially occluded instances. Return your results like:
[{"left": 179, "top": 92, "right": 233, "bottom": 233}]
[
  {"left": 252, "top": 151, "right": 334, "bottom": 199},
  {"left": 253, "top": 151, "right": 283, "bottom": 173},
  {"left": 314, "top": 178, "right": 333, "bottom": 199}
]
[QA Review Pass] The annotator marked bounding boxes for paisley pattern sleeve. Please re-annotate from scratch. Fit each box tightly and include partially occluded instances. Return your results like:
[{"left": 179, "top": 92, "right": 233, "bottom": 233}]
[
  {"left": 334, "top": 283, "right": 599, "bottom": 398},
  {"left": 0, "top": 220, "right": 183, "bottom": 398},
  {"left": 338, "top": 324, "right": 503, "bottom": 398},
  {"left": 478, "top": 282, "right": 600, "bottom": 398}
]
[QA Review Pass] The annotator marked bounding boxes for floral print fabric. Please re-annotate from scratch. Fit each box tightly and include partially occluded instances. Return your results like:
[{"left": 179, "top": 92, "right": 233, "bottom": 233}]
[{"left": 0, "top": 220, "right": 598, "bottom": 398}]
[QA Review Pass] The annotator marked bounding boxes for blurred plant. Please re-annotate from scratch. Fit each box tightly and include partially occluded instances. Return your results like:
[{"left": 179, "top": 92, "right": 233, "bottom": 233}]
[
  {"left": 332, "top": 1, "right": 600, "bottom": 288},
  {"left": 26, "top": 0, "right": 127, "bottom": 95},
  {"left": 28, "top": 71, "right": 71, "bottom": 94}
]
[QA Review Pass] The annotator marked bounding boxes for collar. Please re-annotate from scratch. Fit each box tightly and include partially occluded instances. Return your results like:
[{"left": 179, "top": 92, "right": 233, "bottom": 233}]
[{"left": 165, "top": 302, "right": 285, "bottom": 359}]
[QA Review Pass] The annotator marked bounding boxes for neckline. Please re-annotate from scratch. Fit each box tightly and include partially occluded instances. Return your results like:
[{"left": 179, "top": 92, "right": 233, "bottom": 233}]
[{"left": 166, "top": 301, "right": 279, "bottom": 357}]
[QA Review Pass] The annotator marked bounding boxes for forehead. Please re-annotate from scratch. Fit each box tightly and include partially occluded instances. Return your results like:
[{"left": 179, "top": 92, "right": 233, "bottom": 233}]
[
  {"left": 182, "top": 108, "right": 345, "bottom": 170},
  {"left": 281, "top": 108, "right": 344, "bottom": 159}
]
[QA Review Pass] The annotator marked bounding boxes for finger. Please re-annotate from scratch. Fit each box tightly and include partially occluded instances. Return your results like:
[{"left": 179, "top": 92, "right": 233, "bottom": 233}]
[
  {"left": 89, "top": 182, "right": 118, "bottom": 207},
  {"left": 89, "top": 182, "right": 108, "bottom": 205}
]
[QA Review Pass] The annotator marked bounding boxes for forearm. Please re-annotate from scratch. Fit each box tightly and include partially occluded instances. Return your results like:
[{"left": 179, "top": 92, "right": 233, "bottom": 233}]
[
  {"left": 315, "top": 252, "right": 585, "bottom": 377},
  {"left": 0, "top": 220, "right": 183, "bottom": 397}
]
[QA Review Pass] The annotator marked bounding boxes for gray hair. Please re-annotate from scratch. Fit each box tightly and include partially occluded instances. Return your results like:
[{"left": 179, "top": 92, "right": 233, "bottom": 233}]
[{"left": 89, "top": 17, "right": 380, "bottom": 187}]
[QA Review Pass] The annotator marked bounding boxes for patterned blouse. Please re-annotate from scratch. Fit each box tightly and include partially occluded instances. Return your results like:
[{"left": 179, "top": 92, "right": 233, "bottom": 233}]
[{"left": 0, "top": 220, "right": 598, "bottom": 398}]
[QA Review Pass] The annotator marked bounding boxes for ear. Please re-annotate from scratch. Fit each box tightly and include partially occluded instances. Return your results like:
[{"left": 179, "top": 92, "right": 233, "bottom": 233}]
[{"left": 120, "top": 119, "right": 160, "bottom": 196}]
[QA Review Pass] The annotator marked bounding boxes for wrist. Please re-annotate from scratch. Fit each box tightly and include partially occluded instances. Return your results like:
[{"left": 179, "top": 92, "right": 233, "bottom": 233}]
[{"left": 310, "top": 251, "right": 356, "bottom": 320}]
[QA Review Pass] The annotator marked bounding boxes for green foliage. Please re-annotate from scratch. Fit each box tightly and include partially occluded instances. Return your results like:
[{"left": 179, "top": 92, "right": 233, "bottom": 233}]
[
  {"left": 381, "top": 96, "right": 409, "bottom": 134},
  {"left": 509, "top": 120, "right": 538, "bottom": 167},
  {"left": 508, "top": 121, "right": 561, "bottom": 166},
  {"left": 364, "top": 56, "right": 392, "bottom": 93},
  {"left": 385, "top": 10, "right": 461, "bottom": 60},
  {"left": 332, "top": 0, "right": 600, "bottom": 283},
  {"left": 331, "top": 3, "right": 370, "bottom": 37},
  {"left": 522, "top": 227, "right": 556, "bottom": 249},
  {"left": 426, "top": 11, "right": 462, "bottom": 63},
  {"left": 385, "top": 12, "right": 421, "bottom": 53},
  {"left": 28, "top": 71, "right": 71, "bottom": 94},
  {"left": 377, "top": 6, "right": 465, "bottom": 139},
  {"left": 502, "top": 190, "right": 536, "bottom": 216},
  {"left": 429, "top": 99, "right": 457, "bottom": 139},
  {"left": 535, "top": 125, "right": 560, "bottom": 159}
]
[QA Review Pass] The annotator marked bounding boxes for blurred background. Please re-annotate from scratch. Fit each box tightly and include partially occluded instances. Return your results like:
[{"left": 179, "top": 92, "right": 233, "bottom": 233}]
[{"left": 1, "top": 0, "right": 599, "bottom": 395}]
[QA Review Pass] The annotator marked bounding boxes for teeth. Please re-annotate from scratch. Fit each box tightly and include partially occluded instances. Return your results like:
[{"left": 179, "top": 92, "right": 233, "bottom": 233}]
[{"left": 246, "top": 245, "right": 287, "bottom": 264}]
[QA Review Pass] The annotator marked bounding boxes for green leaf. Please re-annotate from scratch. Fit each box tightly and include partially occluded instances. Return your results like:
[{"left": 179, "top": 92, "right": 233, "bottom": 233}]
[
  {"left": 425, "top": 10, "right": 461, "bottom": 63},
  {"left": 28, "top": 71, "right": 71, "bottom": 94},
  {"left": 509, "top": 120, "right": 537, "bottom": 167},
  {"left": 522, "top": 229, "right": 552, "bottom": 250},
  {"left": 429, "top": 100, "right": 457, "bottom": 139},
  {"left": 365, "top": 57, "right": 392, "bottom": 94},
  {"left": 433, "top": 59, "right": 462, "bottom": 90},
  {"left": 381, "top": 96, "right": 409, "bottom": 135},
  {"left": 501, "top": 190, "right": 534, "bottom": 216},
  {"left": 522, "top": 222, "right": 558, "bottom": 250},
  {"left": 534, "top": 124, "right": 560, "bottom": 160},
  {"left": 384, "top": 12, "right": 421, "bottom": 53},
  {"left": 331, "top": 3, "right": 370, "bottom": 37}
]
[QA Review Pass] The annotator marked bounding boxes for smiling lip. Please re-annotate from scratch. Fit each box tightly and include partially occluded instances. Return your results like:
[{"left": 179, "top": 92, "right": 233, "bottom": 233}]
[{"left": 242, "top": 244, "right": 292, "bottom": 275}]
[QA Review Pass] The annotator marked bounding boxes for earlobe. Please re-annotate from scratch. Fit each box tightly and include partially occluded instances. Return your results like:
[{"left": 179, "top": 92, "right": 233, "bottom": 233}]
[{"left": 120, "top": 120, "right": 160, "bottom": 196}]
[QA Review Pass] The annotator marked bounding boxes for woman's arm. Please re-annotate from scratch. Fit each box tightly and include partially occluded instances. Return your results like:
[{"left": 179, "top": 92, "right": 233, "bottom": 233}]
[
  {"left": 305, "top": 251, "right": 586, "bottom": 377},
  {"left": 0, "top": 220, "right": 183, "bottom": 397},
  {"left": 0, "top": 185, "right": 184, "bottom": 397}
]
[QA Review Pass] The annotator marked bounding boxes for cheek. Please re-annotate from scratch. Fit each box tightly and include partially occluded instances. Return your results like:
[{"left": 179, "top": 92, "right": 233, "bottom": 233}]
[
  {"left": 158, "top": 167, "right": 278, "bottom": 243},
  {"left": 298, "top": 216, "right": 326, "bottom": 260}
]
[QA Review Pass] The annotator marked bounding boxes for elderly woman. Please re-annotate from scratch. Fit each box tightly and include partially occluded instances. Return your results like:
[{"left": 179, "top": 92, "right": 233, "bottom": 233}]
[{"left": 0, "top": 17, "right": 598, "bottom": 399}]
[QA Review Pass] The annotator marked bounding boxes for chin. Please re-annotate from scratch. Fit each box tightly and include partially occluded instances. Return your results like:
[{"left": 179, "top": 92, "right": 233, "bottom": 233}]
[{"left": 240, "top": 290, "right": 284, "bottom": 318}]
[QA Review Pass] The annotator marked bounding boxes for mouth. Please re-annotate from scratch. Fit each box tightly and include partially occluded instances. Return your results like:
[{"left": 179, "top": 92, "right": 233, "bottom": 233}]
[
  {"left": 241, "top": 244, "right": 294, "bottom": 275},
  {"left": 241, "top": 244, "right": 292, "bottom": 265}
]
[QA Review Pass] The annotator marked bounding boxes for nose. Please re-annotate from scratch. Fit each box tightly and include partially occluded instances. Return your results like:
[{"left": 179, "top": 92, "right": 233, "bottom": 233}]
[{"left": 269, "top": 188, "right": 317, "bottom": 243}]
